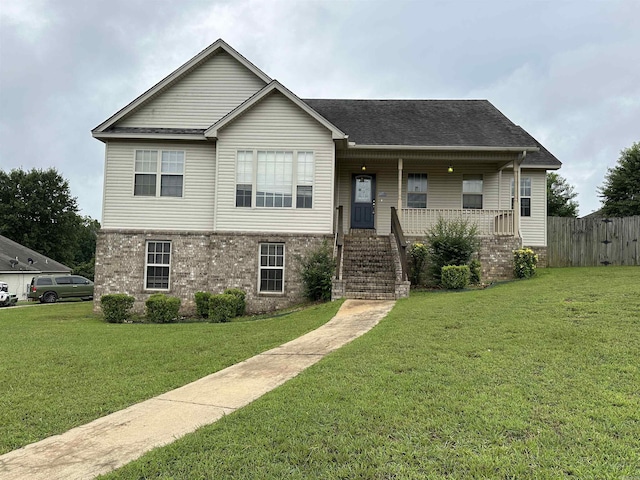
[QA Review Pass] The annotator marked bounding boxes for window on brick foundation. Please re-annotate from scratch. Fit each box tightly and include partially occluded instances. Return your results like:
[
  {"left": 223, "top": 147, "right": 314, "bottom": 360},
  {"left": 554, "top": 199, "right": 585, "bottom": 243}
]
[
  {"left": 145, "top": 241, "right": 171, "bottom": 290},
  {"left": 259, "top": 243, "right": 284, "bottom": 293}
]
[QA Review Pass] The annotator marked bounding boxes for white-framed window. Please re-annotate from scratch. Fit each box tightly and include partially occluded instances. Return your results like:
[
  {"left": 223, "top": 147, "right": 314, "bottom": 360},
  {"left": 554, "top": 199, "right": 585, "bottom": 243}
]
[
  {"left": 145, "top": 241, "right": 171, "bottom": 290},
  {"left": 407, "top": 173, "right": 427, "bottom": 208},
  {"left": 134, "top": 150, "right": 184, "bottom": 197},
  {"left": 236, "top": 150, "right": 314, "bottom": 209},
  {"left": 236, "top": 150, "right": 253, "bottom": 207},
  {"left": 296, "top": 151, "right": 314, "bottom": 208},
  {"left": 259, "top": 243, "right": 285, "bottom": 293},
  {"left": 511, "top": 177, "right": 532, "bottom": 217},
  {"left": 463, "top": 174, "right": 483, "bottom": 209}
]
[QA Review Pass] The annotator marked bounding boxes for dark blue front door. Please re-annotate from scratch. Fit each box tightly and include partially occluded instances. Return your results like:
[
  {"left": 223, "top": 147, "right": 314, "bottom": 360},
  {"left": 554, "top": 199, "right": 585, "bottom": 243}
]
[{"left": 351, "top": 174, "right": 375, "bottom": 229}]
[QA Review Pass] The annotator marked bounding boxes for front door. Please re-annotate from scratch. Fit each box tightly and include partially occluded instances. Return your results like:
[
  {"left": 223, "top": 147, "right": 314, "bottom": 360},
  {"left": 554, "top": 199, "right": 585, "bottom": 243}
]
[{"left": 351, "top": 174, "right": 376, "bottom": 229}]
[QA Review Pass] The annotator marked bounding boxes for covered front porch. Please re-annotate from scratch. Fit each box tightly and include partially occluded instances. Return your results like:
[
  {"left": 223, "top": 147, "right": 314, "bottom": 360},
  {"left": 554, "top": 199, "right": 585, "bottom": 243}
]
[{"left": 333, "top": 149, "right": 528, "bottom": 239}]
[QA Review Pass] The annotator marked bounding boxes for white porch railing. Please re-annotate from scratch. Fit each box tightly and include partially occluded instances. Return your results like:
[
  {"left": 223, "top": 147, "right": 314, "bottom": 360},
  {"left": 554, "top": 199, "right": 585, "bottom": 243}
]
[{"left": 401, "top": 209, "right": 515, "bottom": 236}]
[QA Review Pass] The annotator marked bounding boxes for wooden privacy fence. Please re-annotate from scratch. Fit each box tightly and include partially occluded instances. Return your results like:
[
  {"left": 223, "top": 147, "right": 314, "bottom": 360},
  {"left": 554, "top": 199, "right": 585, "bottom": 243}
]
[{"left": 547, "top": 216, "right": 640, "bottom": 267}]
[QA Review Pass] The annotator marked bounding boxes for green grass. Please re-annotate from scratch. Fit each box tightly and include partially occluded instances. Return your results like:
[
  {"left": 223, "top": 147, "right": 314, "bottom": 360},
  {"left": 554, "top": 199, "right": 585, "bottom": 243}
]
[
  {"left": 0, "top": 300, "right": 343, "bottom": 454},
  {"left": 102, "top": 267, "right": 640, "bottom": 479}
]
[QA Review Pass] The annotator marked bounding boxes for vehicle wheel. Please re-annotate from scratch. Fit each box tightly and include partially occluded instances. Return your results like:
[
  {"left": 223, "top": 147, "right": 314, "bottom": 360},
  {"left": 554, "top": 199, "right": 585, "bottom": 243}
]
[{"left": 43, "top": 292, "right": 57, "bottom": 303}]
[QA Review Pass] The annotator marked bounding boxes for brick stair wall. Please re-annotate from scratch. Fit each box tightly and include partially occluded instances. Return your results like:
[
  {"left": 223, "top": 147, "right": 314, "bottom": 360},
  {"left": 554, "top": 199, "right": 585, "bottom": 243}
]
[{"left": 342, "top": 233, "right": 397, "bottom": 300}]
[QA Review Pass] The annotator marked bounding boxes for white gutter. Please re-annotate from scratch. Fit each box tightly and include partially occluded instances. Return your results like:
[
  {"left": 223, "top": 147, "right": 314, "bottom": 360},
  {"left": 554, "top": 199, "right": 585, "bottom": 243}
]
[{"left": 346, "top": 144, "right": 540, "bottom": 152}]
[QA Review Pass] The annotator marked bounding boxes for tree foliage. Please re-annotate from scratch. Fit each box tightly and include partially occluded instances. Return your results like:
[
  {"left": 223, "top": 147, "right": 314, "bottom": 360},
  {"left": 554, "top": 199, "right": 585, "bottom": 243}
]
[
  {"left": 599, "top": 142, "right": 640, "bottom": 217},
  {"left": 0, "top": 168, "right": 99, "bottom": 271},
  {"left": 547, "top": 172, "right": 579, "bottom": 217}
]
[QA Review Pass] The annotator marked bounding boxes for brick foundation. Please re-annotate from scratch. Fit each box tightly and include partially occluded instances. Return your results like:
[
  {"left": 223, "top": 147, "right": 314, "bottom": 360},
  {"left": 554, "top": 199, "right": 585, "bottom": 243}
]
[
  {"left": 94, "top": 230, "right": 331, "bottom": 315},
  {"left": 525, "top": 246, "right": 548, "bottom": 268},
  {"left": 406, "top": 235, "right": 523, "bottom": 283}
]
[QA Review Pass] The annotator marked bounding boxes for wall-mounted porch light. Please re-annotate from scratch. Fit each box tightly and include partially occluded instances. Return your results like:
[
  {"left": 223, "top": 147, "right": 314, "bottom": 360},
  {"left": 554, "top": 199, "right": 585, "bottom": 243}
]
[
  {"left": 447, "top": 164, "right": 454, "bottom": 174},
  {"left": 361, "top": 164, "right": 367, "bottom": 172}
]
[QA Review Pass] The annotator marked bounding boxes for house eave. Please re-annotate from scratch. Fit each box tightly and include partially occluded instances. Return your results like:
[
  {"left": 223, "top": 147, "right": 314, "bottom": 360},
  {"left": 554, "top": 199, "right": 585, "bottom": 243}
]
[
  {"left": 346, "top": 143, "right": 540, "bottom": 153},
  {"left": 92, "top": 132, "right": 208, "bottom": 142}
]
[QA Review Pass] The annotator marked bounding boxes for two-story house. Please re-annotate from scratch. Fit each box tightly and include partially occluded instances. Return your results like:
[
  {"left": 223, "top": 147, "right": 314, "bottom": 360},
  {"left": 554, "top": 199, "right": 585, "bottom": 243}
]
[{"left": 92, "top": 39, "right": 561, "bottom": 313}]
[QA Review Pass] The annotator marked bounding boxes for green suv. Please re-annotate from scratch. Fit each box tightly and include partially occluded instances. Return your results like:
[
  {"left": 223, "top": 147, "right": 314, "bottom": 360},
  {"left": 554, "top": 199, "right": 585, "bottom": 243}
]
[{"left": 28, "top": 275, "right": 94, "bottom": 303}]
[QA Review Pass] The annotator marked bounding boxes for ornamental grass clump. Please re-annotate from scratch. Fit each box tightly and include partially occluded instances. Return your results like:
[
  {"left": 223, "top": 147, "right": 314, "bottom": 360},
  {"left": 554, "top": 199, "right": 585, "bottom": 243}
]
[
  {"left": 408, "top": 242, "right": 429, "bottom": 285},
  {"left": 514, "top": 248, "right": 538, "bottom": 278}
]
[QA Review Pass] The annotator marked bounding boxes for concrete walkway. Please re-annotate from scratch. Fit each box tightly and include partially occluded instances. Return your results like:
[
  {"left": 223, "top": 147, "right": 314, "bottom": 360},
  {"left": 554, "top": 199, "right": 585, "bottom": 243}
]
[{"left": 0, "top": 299, "right": 395, "bottom": 480}]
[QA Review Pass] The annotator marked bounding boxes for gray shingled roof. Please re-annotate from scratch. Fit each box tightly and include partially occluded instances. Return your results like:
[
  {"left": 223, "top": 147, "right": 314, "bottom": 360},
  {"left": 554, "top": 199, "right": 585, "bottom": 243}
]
[
  {"left": 304, "top": 99, "right": 560, "bottom": 167},
  {"left": 0, "top": 235, "right": 71, "bottom": 273},
  {"left": 106, "top": 127, "right": 206, "bottom": 135}
]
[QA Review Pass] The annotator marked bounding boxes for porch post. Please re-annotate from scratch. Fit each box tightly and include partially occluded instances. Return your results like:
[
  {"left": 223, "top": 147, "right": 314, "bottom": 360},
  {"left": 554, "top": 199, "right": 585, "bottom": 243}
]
[{"left": 397, "top": 158, "right": 403, "bottom": 220}]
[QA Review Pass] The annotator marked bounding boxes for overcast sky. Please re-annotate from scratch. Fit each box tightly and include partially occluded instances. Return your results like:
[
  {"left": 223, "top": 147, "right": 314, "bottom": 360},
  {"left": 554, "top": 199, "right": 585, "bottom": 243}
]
[{"left": 1, "top": 0, "right": 639, "bottom": 220}]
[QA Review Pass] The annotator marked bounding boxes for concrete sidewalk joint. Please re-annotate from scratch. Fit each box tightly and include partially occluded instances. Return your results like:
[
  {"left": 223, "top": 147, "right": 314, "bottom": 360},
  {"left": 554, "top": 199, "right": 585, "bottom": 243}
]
[{"left": 0, "top": 299, "right": 395, "bottom": 480}]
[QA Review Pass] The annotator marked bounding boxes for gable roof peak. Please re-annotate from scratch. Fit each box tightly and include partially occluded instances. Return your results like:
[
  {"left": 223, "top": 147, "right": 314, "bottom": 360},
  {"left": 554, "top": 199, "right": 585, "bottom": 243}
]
[{"left": 92, "top": 39, "right": 271, "bottom": 134}]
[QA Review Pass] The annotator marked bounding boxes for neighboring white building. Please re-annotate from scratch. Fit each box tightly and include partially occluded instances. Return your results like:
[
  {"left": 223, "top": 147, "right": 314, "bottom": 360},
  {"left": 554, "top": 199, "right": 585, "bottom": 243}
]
[
  {"left": 92, "top": 39, "right": 561, "bottom": 314},
  {"left": 0, "top": 235, "right": 71, "bottom": 300}
]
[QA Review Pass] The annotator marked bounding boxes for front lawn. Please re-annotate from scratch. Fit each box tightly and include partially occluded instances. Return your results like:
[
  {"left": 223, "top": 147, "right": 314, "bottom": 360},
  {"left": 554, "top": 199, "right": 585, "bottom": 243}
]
[
  {"left": 0, "top": 301, "right": 342, "bottom": 454},
  {"left": 103, "top": 267, "right": 640, "bottom": 479}
]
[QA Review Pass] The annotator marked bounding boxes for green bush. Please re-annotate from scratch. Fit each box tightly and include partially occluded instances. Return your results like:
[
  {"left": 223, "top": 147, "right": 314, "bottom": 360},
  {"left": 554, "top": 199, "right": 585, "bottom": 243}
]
[
  {"left": 514, "top": 248, "right": 538, "bottom": 278},
  {"left": 145, "top": 294, "right": 181, "bottom": 323},
  {"left": 194, "top": 291, "right": 212, "bottom": 318},
  {"left": 408, "top": 242, "right": 429, "bottom": 285},
  {"left": 297, "top": 241, "right": 335, "bottom": 301},
  {"left": 469, "top": 258, "right": 482, "bottom": 285},
  {"left": 208, "top": 294, "right": 237, "bottom": 323},
  {"left": 223, "top": 288, "right": 246, "bottom": 317},
  {"left": 441, "top": 265, "right": 470, "bottom": 289},
  {"left": 426, "top": 218, "right": 479, "bottom": 283},
  {"left": 101, "top": 294, "right": 135, "bottom": 323}
]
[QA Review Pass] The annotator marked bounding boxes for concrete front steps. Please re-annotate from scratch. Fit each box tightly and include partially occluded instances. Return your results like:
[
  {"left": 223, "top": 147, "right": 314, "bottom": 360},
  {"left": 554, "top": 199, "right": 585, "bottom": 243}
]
[{"left": 341, "top": 232, "right": 398, "bottom": 300}]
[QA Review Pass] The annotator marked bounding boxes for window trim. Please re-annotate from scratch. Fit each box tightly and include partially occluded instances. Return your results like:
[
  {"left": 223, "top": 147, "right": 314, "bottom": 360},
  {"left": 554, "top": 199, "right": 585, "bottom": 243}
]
[
  {"left": 133, "top": 149, "right": 185, "bottom": 198},
  {"left": 511, "top": 177, "right": 532, "bottom": 217},
  {"left": 258, "top": 242, "right": 285, "bottom": 294},
  {"left": 406, "top": 173, "right": 428, "bottom": 209},
  {"left": 235, "top": 149, "right": 314, "bottom": 209},
  {"left": 144, "top": 240, "right": 172, "bottom": 291},
  {"left": 462, "top": 174, "right": 483, "bottom": 210}
]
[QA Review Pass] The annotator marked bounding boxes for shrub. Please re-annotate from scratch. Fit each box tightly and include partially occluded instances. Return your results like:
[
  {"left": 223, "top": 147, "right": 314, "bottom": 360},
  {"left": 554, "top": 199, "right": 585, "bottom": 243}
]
[
  {"left": 297, "top": 241, "right": 335, "bottom": 301},
  {"left": 223, "top": 288, "right": 246, "bottom": 317},
  {"left": 194, "top": 291, "right": 212, "bottom": 318},
  {"left": 426, "top": 218, "right": 479, "bottom": 283},
  {"left": 145, "top": 294, "right": 181, "bottom": 323},
  {"left": 101, "top": 294, "right": 135, "bottom": 323},
  {"left": 408, "top": 242, "right": 429, "bottom": 285},
  {"left": 208, "top": 293, "right": 237, "bottom": 323},
  {"left": 441, "top": 265, "right": 471, "bottom": 289},
  {"left": 469, "top": 258, "right": 482, "bottom": 285},
  {"left": 514, "top": 248, "right": 538, "bottom": 279}
]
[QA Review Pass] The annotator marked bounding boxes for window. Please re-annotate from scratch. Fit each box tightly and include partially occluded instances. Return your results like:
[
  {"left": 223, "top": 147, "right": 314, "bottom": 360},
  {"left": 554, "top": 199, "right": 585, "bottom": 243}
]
[
  {"left": 236, "top": 150, "right": 253, "bottom": 207},
  {"left": 296, "top": 151, "right": 314, "bottom": 208},
  {"left": 407, "top": 173, "right": 427, "bottom": 208},
  {"left": 511, "top": 177, "right": 532, "bottom": 217},
  {"left": 134, "top": 150, "right": 184, "bottom": 197},
  {"left": 257, "top": 151, "right": 293, "bottom": 207},
  {"left": 145, "top": 241, "right": 171, "bottom": 290},
  {"left": 55, "top": 277, "right": 72, "bottom": 285},
  {"left": 259, "top": 243, "right": 285, "bottom": 293},
  {"left": 236, "top": 150, "right": 314, "bottom": 209},
  {"left": 463, "top": 174, "right": 483, "bottom": 209}
]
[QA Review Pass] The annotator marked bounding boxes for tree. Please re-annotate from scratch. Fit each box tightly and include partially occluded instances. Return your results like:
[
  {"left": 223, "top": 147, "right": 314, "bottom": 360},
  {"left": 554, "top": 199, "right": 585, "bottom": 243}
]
[
  {"left": 599, "top": 142, "right": 640, "bottom": 217},
  {"left": 0, "top": 168, "right": 81, "bottom": 265},
  {"left": 72, "top": 216, "right": 101, "bottom": 280},
  {"left": 547, "top": 172, "right": 579, "bottom": 217}
]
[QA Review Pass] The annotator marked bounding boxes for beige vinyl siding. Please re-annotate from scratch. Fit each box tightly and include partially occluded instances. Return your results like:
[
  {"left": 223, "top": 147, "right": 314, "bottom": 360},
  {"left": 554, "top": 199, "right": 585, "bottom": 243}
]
[
  {"left": 102, "top": 140, "right": 216, "bottom": 230},
  {"left": 501, "top": 169, "right": 547, "bottom": 246},
  {"left": 215, "top": 91, "right": 335, "bottom": 234},
  {"left": 118, "top": 51, "right": 266, "bottom": 129}
]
